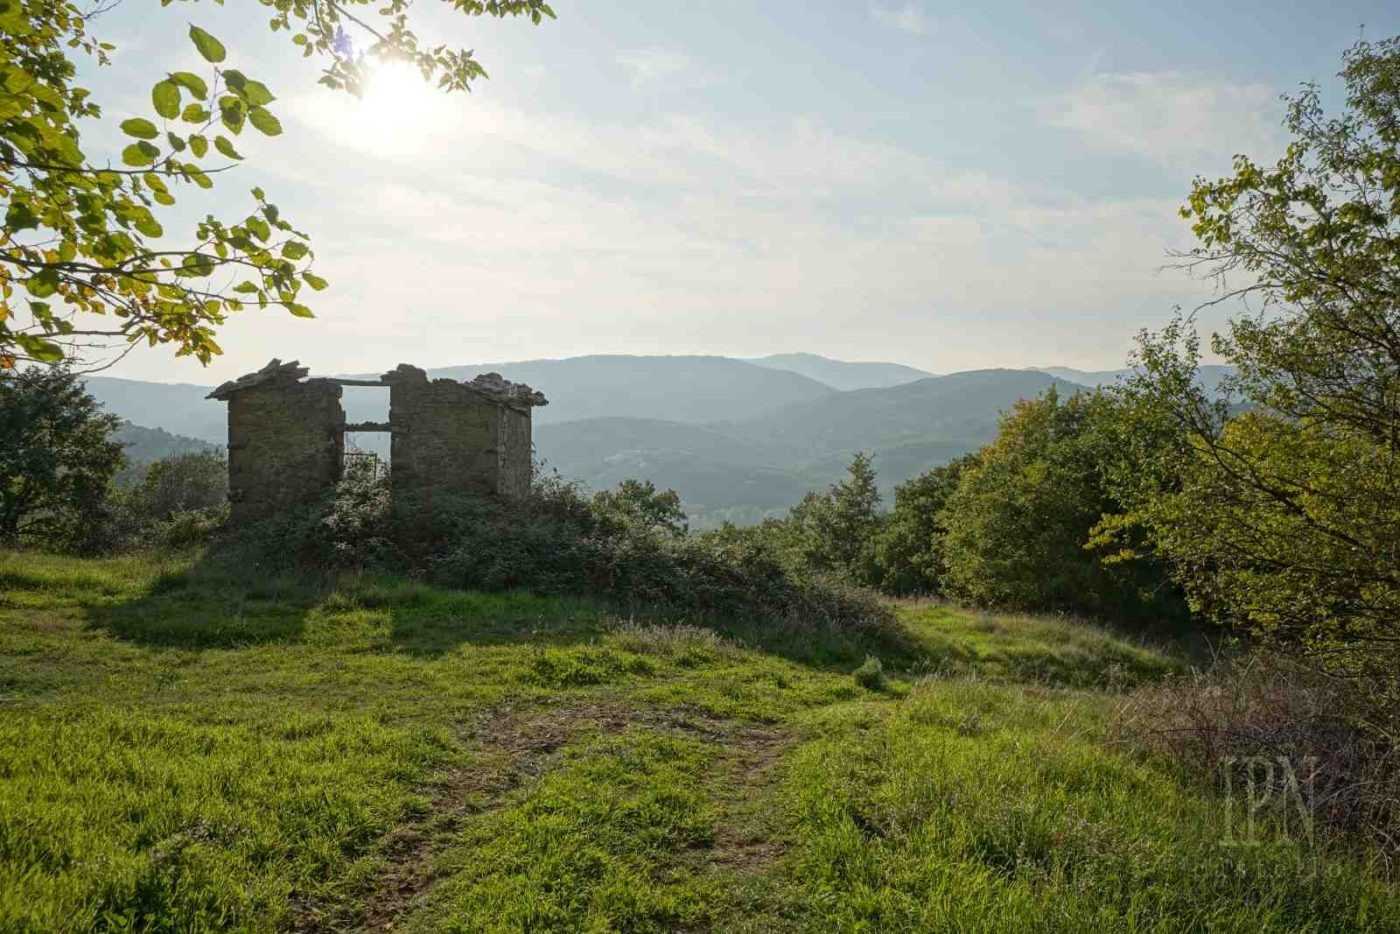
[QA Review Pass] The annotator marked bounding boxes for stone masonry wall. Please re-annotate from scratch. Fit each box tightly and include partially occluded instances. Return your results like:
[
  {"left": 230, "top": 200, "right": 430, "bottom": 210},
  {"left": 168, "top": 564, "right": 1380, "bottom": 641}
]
[
  {"left": 497, "top": 406, "right": 533, "bottom": 498},
  {"left": 389, "top": 369, "right": 504, "bottom": 506},
  {"left": 212, "top": 360, "right": 540, "bottom": 525},
  {"left": 226, "top": 380, "right": 344, "bottom": 523}
]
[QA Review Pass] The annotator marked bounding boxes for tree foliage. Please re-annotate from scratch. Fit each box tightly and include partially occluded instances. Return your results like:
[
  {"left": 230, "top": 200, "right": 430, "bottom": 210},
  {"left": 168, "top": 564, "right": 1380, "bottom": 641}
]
[
  {"left": 787, "top": 452, "right": 883, "bottom": 586},
  {"left": 128, "top": 449, "right": 226, "bottom": 521},
  {"left": 0, "top": 0, "right": 553, "bottom": 369},
  {"left": 592, "top": 478, "right": 688, "bottom": 539},
  {"left": 939, "top": 388, "right": 1181, "bottom": 622},
  {"left": 873, "top": 453, "right": 977, "bottom": 595},
  {"left": 1106, "top": 37, "right": 1400, "bottom": 713},
  {"left": 0, "top": 365, "right": 122, "bottom": 549}
]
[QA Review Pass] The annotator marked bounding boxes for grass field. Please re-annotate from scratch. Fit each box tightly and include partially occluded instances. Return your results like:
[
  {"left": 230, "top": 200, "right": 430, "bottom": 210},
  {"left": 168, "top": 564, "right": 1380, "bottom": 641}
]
[{"left": 1, "top": 549, "right": 1396, "bottom": 931}]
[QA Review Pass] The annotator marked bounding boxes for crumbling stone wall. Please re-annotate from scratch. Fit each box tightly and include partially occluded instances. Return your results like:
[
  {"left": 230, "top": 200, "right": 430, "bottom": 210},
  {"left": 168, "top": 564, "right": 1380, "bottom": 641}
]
[
  {"left": 209, "top": 359, "right": 543, "bottom": 524},
  {"left": 385, "top": 365, "right": 536, "bottom": 505},
  {"left": 213, "top": 364, "right": 344, "bottom": 523},
  {"left": 497, "top": 406, "right": 533, "bottom": 499}
]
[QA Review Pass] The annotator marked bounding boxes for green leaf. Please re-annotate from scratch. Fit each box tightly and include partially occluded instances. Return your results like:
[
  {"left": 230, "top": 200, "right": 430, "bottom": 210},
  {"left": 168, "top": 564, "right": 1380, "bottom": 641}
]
[
  {"left": 121, "top": 141, "right": 159, "bottom": 166},
  {"left": 214, "top": 135, "right": 242, "bottom": 160},
  {"left": 247, "top": 106, "right": 282, "bottom": 136},
  {"left": 170, "top": 71, "right": 209, "bottom": 99},
  {"left": 181, "top": 103, "right": 211, "bottom": 123},
  {"left": 286, "top": 302, "right": 315, "bottom": 318},
  {"left": 219, "top": 96, "right": 245, "bottom": 134},
  {"left": 302, "top": 271, "right": 328, "bottom": 291},
  {"left": 189, "top": 25, "right": 226, "bottom": 63},
  {"left": 120, "top": 117, "right": 159, "bottom": 139},
  {"left": 25, "top": 269, "right": 59, "bottom": 298},
  {"left": 152, "top": 80, "right": 181, "bottom": 119},
  {"left": 281, "top": 241, "right": 308, "bottom": 260},
  {"left": 131, "top": 209, "right": 163, "bottom": 238},
  {"left": 241, "top": 80, "right": 275, "bottom": 106},
  {"left": 5, "top": 201, "right": 39, "bottom": 231},
  {"left": 15, "top": 333, "right": 63, "bottom": 363},
  {"left": 246, "top": 216, "right": 270, "bottom": 241},
  {"left": 166, "top": 131, "right": 186, "bottom": 152},
  {"left": 189, "top": 134, "right": 208, "bottom": 158}
]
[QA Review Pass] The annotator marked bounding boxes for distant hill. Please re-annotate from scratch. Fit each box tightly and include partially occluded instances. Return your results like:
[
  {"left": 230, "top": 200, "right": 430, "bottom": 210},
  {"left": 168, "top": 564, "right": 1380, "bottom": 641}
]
[
  {"left": 113, "top": 423, "right": 220, "bottom": 485},
  {"left": 82, "top": 359, "right": 1098, "bottom": 528},
  {"left": 528, "top": 370, "right": 1075, "bottom": 524},
  {"left": 744, "top": 352, "right": 934, "bottom": 390},
  {"left": 723, "top": 369, "right": 1070, "bottom": 459},
  {"left": 1034, "top": 364, "right": 1236, "bottom": 396},
  {"left": 85, "top": 355, "right": 839, "bottom": 444},
  {"left": 87, "top": 377, "right": 224, "bottom": 443},
  {"left": 412, "top": 355, "right": 836, "bottom": 425}
]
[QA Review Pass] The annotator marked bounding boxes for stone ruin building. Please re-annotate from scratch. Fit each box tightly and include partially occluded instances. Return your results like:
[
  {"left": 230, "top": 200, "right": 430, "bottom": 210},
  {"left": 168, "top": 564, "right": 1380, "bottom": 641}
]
[{"left": 207, "top": 360, "right": 548, "bottom": 524}]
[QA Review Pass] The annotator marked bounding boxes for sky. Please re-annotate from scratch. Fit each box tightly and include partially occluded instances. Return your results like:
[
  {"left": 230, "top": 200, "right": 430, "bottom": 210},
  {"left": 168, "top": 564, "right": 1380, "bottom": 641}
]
[{"left": 84, "top": 0, "right": 1400, "bottom": 383}]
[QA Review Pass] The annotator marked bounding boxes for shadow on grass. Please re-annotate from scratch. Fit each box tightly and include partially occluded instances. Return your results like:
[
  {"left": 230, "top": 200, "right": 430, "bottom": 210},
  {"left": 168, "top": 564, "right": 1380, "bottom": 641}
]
[
  {"left": 79, "top": 549, "right": 923, "bottom": 676},
  {"left": 86, "top": 552, "right": 321, "bottom": 649}
]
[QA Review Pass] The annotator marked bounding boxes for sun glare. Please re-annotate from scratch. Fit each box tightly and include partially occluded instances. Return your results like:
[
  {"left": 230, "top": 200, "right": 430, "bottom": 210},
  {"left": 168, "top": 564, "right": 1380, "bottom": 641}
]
[
  {"left": 350, "top": 60, "right": 450, "bottom": 154},
  {"left": 362, "top": 60, "right": 434, "bottom": 129}
]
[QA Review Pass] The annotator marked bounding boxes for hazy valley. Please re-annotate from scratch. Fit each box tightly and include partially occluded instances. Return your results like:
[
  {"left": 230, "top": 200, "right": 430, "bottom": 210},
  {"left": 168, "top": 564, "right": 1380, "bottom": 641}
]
[{"left": 87, "top": 354, "right": 1108, "bottom": 526}]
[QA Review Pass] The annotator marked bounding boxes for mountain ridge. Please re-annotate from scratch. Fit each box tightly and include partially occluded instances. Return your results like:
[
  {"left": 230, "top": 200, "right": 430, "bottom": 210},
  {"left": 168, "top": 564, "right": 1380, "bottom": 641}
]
[{"left": 83, "top": 356, "right": 1111, "bottom": 527}]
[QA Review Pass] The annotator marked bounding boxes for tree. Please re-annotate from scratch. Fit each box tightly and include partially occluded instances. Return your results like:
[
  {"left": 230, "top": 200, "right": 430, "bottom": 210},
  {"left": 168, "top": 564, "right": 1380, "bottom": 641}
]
[
  {"left": 0, "top": 366, "right": 123, "bottom": 549},
  {"left": 1105, "top": 37, "right": 1400, "bottom": 712},
  {"left": 129, "top": 450, "right": 227, "bottom": 521},
  {"left": 1, "top": 0, "right": 554, "bottom": 369},
  {"left": 788, "top": 452, "right": 883, "bottom": 585},
  {"left": 940, "top": 388, "right": 1180, "bottom": 621},
  {"left": 592, "top": 479, "right": 688, "bottom": 538},
  {"left": 873, "top": 453, "right": 977, "bottom": 595}
]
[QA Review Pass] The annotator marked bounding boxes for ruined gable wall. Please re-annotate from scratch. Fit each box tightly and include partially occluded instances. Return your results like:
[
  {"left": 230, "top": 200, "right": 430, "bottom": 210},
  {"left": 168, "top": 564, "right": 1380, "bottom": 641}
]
[
  {"left": 389, "top": 374, "right": 502, "bottom": 501},
  {"left": 227, "top": 380, "right": 344, "bottom": 523},
  {"left": 497, "top": 406, "right": 533, "bottom": 499}
]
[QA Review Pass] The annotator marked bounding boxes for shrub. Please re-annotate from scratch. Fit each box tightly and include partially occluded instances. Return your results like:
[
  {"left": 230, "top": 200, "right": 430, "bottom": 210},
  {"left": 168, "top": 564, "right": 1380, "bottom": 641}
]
[
  {"left": 127, "top": 452, "right": 227, "bottom": 521},
  {"left": 852, "top": 655, "right": 886, "bottom": 691},
  {"left": 1114, "top": 653, "right": 1400, "bottom": 870},
  {"left": 229, "top": 470, "right": 894, "bottom": 634},
  {"left": 591, "top": 479, "right": 687, "bottom": 537},
  {"left": 225, "top": 465, "right": 396, "bottom": 572}
]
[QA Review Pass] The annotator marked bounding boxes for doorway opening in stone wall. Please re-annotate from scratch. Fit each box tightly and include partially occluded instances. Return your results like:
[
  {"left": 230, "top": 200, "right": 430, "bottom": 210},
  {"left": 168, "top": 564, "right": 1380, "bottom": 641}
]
[{"left": 342, "top": 384, "right": 391, "bottom": 482}]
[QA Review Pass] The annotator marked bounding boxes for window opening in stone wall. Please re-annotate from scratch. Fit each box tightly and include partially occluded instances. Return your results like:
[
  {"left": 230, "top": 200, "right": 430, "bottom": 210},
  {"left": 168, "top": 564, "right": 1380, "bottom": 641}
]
[{"left": 341, "top": 384, "right": 391, "bottom": 478}]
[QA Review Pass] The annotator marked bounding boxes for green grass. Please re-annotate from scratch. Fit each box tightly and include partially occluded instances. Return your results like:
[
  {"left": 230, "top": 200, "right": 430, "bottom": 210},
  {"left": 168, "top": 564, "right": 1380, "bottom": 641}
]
[{"left": 1, "top": 550, "right": 1395, "bottom": 931}]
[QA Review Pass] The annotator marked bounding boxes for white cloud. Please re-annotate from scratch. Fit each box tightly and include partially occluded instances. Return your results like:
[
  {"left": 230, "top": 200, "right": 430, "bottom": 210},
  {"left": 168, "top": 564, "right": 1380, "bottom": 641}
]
[
  {"left": 1043, "top": 71, "right": 1284, "bottom": 172},
  {"left": 119, "top": 66, "right": 1219, "bottom": 381},
  {"left": 235, "top": 94, "right": 1205, "bottom": 381},
  {"left": 871, "top": 2, "right": 932, "bottom": 37},
  {"left": 615, "top": 47, "right": 711, "bottom": 89}
]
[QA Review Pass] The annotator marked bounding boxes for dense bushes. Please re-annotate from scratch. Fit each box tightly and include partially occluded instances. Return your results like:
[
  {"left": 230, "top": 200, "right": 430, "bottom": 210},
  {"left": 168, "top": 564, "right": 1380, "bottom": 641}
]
[
  {"left": 711, "top": 397, "right": 1184, "bottom": 628},
  {"left": 232, "top": 468, "right": 893, "bottom": 633}
]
